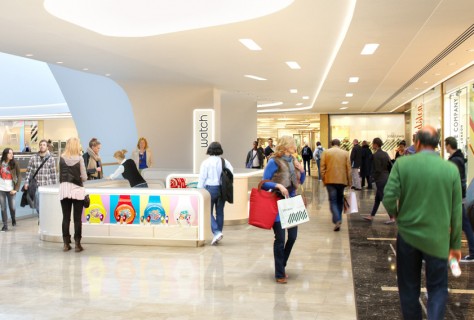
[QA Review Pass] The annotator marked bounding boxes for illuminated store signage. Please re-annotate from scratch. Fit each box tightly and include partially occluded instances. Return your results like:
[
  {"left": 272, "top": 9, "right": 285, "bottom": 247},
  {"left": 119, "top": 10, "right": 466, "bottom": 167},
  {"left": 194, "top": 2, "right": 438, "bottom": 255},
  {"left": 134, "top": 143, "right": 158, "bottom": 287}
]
[
  {"left": 193, "top": 109, "right": 215, "bottom": 173},
  {"left": 444, "top": 87, "right": 468, "bottom": 158},
  {"left": 414, "top": 103, "right": 423, "bottom": 131}
]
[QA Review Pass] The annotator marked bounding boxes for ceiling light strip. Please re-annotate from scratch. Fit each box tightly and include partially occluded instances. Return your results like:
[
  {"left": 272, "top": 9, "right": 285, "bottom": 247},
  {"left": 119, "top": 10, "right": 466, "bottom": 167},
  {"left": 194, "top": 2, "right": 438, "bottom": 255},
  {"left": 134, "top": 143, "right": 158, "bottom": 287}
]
[
  {"left": 377, "top": 23, "right": 474, "bottom": 112},
  {"left": 244, "top": 75, "right": 267, "bottom": 81},
  {"left": 239, "top": 39, "right": 262, "bottom": 51}
]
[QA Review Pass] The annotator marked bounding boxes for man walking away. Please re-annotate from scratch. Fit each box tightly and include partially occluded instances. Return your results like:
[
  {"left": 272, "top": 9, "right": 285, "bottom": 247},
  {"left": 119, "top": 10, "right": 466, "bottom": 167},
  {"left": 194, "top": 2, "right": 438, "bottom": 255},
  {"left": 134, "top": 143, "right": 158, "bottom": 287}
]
[
  {"left": 350, "top": 139, "right": 362, "bottom": 190},
  {"left": 313, "top": 142, "right": 324, "bottom": 181},
  {"left": 383, "top": 126, "right": 462, "bottom": 320},
  {"left": 445, "top": 136, "right": 474, "bottom": 262},
  {"left": 301, "top": 143, "right": 313, "bottom": 176},
  {"left": 320, "top": 139, "right": 352, "bottom": 231},
  {"left": 360, "top": 140, "right": 372, "bottom": 189}
]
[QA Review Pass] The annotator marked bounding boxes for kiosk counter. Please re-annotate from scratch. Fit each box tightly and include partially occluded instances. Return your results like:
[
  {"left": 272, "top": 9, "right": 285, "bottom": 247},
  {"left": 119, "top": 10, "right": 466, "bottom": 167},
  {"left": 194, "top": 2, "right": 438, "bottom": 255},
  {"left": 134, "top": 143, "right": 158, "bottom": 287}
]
[{"left": 38, "top": 179, "right": 211, "bottom": 247}]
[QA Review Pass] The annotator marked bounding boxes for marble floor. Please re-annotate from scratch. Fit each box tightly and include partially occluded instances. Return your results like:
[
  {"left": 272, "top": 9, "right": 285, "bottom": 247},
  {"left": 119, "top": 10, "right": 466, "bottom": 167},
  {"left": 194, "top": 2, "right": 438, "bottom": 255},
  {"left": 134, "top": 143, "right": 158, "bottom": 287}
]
[
  {"left": 2, "top": 177, "right": 473, "bottom": 320},
  {"left": 0, "top": 178, "right": 356, "bottom": 320}
]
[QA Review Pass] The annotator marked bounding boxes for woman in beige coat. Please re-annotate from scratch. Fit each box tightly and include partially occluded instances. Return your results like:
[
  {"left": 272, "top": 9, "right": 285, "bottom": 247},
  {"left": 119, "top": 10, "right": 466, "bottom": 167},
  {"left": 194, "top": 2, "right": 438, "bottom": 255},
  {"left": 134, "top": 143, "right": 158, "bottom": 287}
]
[{"left": 132, "top": 137, "right": 153, "bottom": 172}]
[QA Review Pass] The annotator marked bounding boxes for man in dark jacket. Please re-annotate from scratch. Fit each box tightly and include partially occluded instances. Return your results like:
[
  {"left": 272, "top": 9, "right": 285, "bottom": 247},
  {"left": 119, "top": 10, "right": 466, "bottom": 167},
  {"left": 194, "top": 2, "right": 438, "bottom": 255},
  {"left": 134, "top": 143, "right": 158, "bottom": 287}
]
[
  {"left": 246, "top": 141, "right": 264, "bottom": 169},
  {"left": 350, "top": 139, "right": 362, "bottom": 190},
  {"left": 360, "top": 140, "right": 372, "bottom": 189},
  {"left": 363, "top": 138, "right": 394, "bottom": 224},
  {"left": 301, "top": 143, "right": 313, "bottom": 176},
  {"left": 446, "top": 136, "right": 474, "bottom": 261}
]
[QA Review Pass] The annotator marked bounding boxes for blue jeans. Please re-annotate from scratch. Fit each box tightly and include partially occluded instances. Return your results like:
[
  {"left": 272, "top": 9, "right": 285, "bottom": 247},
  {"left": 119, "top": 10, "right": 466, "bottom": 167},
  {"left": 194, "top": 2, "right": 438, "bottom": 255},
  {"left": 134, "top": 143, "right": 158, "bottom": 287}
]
[
  {"left": 462, "top": 204, "right": 474, "bottom": 256},
  {"left": 326, "top": 184, "right": 345, "bottom": 224},
  {"left": 272, "top": 221, "right": 297, "bottom": 279},
  {"left": 0, "top": 190, "right": 16, "bottom": 226},
  {"left": 316, "top": 159, "right": 321, "bottom": 180},
  {"left": 396, "top": 234, "right": 448, "bottom": 320},
  {"left": 205, "top": 185, "right": 225, "bottom": 235}
]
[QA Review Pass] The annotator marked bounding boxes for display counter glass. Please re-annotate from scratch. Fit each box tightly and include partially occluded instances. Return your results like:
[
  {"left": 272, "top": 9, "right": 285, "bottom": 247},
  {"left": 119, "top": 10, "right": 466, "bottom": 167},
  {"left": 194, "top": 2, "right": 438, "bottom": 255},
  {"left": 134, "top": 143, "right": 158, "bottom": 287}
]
[{"left": 39, "top": 179, "right": 211, "bottom": 247}]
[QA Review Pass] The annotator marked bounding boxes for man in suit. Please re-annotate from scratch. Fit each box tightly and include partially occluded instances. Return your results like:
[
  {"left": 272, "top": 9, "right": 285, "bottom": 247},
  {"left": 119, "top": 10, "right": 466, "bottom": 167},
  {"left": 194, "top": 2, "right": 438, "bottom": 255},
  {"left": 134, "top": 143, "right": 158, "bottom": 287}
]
[
  {"left": 350, "top": 139, "right": 362, "bottom": 190},
  {"left": 383, "top": 126, "right": 462, "bottom": 319},
  {"left": 320, "top": 139, "right": 352, "bottom": 231}
]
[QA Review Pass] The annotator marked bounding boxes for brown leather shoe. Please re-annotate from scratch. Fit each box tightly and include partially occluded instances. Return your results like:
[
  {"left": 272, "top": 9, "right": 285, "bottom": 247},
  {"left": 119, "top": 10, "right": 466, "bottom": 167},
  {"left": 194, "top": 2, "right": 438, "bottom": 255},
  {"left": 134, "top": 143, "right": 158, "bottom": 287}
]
[
  {"left": 63, "top": 243, "right": 71, "bottom": 252},
  {"left": 75, "top": 242, "right": 84, "bottom": 252},
  {"left": 276, "top": 278, "right": 287, "bottom": 284}
]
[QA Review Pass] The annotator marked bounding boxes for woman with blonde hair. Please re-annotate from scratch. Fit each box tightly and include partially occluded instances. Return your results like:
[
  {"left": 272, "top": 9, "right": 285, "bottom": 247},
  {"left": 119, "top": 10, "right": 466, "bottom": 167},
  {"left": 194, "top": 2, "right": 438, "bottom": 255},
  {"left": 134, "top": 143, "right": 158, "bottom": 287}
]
[
  {"left": 132, "top": 137, "right": 153, "bottom": 172},
  {"left": 59, "top": 137, "right": 87, "bottom": 252},
  {"left": 108, "top": 150, "right": 148, "bottom": 188},
  {"left": 261, "top": 136, "right": 306, "bottom": 284}
]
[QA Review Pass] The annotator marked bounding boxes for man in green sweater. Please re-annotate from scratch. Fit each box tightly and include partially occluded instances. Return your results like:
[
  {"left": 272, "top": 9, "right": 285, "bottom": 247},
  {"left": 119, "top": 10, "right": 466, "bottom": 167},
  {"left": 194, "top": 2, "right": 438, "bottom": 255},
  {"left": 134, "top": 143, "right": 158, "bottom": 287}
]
[{"left": 383, "top": 126, "right": 462, "bottom": 320}]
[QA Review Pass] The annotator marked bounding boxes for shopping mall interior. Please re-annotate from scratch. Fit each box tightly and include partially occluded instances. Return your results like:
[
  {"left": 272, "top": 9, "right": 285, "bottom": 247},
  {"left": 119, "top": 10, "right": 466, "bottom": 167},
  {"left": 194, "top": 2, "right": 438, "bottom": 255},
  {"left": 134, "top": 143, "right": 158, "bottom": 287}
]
[{"left": 0, "top": 1, "right": 473, "bottom": 319}]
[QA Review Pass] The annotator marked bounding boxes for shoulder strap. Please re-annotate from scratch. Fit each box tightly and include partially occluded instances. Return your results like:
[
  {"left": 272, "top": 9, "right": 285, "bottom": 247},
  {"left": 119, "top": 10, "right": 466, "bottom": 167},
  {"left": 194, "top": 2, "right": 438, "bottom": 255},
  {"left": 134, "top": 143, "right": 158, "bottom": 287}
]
[
  {"left": 221, "top": 157, "right": 226, "bottom": 170},
  {"left": 32, "top": 155, "right": 51, "bottom": 180}
]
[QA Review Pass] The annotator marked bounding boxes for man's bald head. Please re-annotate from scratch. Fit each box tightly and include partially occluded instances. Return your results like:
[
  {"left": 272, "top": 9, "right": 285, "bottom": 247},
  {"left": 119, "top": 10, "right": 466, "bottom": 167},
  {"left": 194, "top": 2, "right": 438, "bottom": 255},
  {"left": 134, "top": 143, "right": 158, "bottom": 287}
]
[{"left": 415, "top": 126, "right": 439, "bottom": 150}]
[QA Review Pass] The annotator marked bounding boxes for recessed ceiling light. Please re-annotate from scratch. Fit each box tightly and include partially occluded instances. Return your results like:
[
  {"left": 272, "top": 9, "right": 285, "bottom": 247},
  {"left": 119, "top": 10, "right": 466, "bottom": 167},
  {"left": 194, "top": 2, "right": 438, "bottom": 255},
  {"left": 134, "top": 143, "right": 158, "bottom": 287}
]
[
  {"left": 296, "top": 103, "right": 303, "bottom": 106},
  {"left": 340, "top": 107, "right": 348, "bottom": 110},
  {"left": 56, "top": 61, "right": 63, "bottom": 64},
  {"left": 83, "top": 68, "right": 89, "bottom": 71},
  {"left": 239, "top": 39, "right": 262, "bottom": 51},
  {"left": 105, "top": 73, "right": 111, "bottom": 76},
  {"left": 447, "top": 62, "right": 456, "bottom": 66},
  {"left": 361, "top": 43, "right": 379, "bottom": 55},
  {"left": 467, "top": 48, "right": 474, "bottom": 53},
  {"left": 286, "top": 61, "right": 301, "bottom": 69},
  {"left": 290, "top": 89, "right": 298, "bottom": 93},
  {"left": 25, "top": 54, "right": 34, "bottom": 57},
  {"left": 423, "top": 81, "right": 428, "bottom": 84},
  {"left": 302, "top": 96, "right": 309, "bottom": 100},
  {"left": 257, "top": 101, "right": 283, "bottom": 108},
  {"left": 345, "top": 93, "right": 353, "bottom": 97},
  {"left": 434, "top": 73, "right": 441, "bottom": 76},
  {"left": 244, "top": 74, "right": 267, "bottom": 81},
  {"left": 341, "top": 101, "right": 349, "bottom": 104},
  {"left": 349, "top": 77, "right": 359, "bottom": 83}
]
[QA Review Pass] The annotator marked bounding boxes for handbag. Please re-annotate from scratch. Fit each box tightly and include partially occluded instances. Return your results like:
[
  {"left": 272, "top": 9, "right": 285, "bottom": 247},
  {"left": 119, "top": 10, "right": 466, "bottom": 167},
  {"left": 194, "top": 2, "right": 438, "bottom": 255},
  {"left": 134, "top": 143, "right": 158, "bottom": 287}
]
[
  {"left": 248, "top": 180, "right": 279, "bottom": 229},
  {"left": 278, "top": 195, "right": 310, "bottom": 229},
  {"left": 83, "top": 194, "right": 90, "bottom": 208},
  {"left": 26, "top": 156, "right": 50, "bottom": 202}
]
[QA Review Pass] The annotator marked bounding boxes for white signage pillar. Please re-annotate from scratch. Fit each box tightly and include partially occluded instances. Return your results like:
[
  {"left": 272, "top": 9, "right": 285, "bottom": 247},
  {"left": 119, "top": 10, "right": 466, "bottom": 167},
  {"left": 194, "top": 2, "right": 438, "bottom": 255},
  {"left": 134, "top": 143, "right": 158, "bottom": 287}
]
[{"left": 193, "top": 109, "right": 215, "bottom": 173}]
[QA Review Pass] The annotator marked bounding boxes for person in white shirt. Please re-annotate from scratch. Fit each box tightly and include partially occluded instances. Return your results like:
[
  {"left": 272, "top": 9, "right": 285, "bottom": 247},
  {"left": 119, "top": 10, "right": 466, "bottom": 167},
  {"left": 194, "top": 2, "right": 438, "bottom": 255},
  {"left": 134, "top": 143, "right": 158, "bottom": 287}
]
[{"left": 197, "top": 142, "right": 234, "bottom": 245}]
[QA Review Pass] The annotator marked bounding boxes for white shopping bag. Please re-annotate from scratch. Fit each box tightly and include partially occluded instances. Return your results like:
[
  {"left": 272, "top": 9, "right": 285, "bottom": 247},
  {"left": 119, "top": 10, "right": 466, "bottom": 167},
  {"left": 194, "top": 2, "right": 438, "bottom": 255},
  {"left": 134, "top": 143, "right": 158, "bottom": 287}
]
[
  {"left": 277, "top": 195, "right": 310, "bottom": 229},
  {"left": 349, "top": 191, "right": 359, "bottom": 213}
]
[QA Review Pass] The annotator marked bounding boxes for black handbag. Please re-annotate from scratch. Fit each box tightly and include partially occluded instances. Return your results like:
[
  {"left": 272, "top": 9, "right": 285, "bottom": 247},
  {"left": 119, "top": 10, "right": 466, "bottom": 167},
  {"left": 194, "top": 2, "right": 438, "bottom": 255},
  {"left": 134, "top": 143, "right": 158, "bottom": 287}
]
[
  {"left": 83, "top": 194, "right": 90, "bottom": 208},
  {"left": 25, "top": 156, "right": 50, "bottom": 202}
]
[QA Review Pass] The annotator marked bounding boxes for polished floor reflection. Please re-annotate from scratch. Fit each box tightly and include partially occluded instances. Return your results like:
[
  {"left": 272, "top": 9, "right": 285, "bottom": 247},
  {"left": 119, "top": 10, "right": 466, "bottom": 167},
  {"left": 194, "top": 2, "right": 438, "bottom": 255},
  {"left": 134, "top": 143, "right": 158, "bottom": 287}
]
[
  {"left": 0, "top": 177, "right": 356, "bottom": 320},
  {"left": 349, "top": 188, "right": 474, "bottom": 320},
  {"left": 3, "top": 178, "right": 474, "bottom": 319}
]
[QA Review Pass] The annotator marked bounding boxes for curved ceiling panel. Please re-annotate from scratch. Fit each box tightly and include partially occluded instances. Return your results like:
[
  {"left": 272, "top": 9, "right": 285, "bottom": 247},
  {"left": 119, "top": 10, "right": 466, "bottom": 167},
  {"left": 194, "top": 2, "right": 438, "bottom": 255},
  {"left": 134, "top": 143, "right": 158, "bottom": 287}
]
[{"left": 43, "top": 0, "right": 294, "bottom": 37}]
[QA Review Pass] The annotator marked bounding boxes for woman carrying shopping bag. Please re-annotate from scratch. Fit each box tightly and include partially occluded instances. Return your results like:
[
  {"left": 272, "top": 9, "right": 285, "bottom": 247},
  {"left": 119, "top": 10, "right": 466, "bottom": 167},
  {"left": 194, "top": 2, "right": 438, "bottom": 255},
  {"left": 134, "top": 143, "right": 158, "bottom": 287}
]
[{"left": 261, "top": 136, "right": 306, "bottom": 284}]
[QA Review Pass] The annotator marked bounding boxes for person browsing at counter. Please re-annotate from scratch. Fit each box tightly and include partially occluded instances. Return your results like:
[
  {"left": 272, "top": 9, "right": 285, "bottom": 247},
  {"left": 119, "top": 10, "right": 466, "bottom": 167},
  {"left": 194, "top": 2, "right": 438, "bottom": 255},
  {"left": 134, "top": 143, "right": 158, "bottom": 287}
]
[
  {"left": 107, "top": 150, "right": 148, "bottom": 188},
  {"left": 83, "top": 138, "right": 103, "bottom": 180},
  {"left": 59, "top": 137, "right": 88, "bottom": 252},
  {"left": 261, "top": 136, "right": 305, "bottom": 284},
  {"left": 132, "top": 137, "right": 153, "bottom": 173},
  {"left": 197, "top": 142, "right": 234, "bottom": 246}
]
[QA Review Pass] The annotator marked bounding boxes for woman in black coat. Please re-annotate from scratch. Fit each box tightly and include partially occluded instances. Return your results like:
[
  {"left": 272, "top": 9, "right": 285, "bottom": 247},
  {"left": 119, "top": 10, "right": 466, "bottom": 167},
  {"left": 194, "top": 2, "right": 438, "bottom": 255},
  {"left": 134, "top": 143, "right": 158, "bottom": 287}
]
[{"left": 360, "top": 141, "right": 373, "bottom": 189}]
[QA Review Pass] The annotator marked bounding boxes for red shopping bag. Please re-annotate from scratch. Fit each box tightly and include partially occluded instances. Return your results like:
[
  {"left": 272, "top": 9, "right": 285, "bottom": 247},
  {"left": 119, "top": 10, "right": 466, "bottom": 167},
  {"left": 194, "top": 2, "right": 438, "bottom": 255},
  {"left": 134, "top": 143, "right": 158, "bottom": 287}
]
[{"left": 248, "top": 180, "right": 279, "bottom": 229}]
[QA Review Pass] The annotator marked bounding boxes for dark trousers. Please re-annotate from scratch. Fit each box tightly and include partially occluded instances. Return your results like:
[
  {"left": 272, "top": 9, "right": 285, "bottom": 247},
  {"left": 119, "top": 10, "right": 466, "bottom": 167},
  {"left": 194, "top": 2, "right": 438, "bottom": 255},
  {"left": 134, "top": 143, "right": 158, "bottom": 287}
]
[
  {"left": 206, "top": 185, "right": 225, "bottom": 235},
  {"left": 396, "top": 234, "right": 448, "bottom": 320},
  {"left": 370, "top": 180, "right": 387, "bottom": 216},
  {"left": 316, "top": 159, "right": 321, "bottom": 180},
  {"left": 361, "top": 175, "right": 372, "bottom": 189},
  {"left": 326, "top": 184, "right": 345, "bottom": 224},
  {"left": 462, "top": 204, "right": 474, "bottom": 256},
  {"left": 272, "top": 221, "right": 298, "bottom": 279},
  {"left": 303, "top": 159, "right": 311, "bottom": 176},
  {"left": 60, "top": 198, "right": 84, "bottom": 243}
]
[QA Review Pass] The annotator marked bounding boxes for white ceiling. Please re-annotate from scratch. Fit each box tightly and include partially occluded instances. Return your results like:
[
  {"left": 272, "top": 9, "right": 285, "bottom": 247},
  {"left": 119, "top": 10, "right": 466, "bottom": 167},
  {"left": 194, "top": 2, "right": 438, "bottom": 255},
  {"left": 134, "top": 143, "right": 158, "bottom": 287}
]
[{"left": 0, "top": 0, "right": 473, "bottom": 115}]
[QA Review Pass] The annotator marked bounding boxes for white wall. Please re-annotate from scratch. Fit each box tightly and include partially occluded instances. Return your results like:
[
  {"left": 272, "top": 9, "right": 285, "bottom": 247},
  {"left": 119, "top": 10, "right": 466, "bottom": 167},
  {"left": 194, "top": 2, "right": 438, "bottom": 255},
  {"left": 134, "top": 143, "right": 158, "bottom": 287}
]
[
  {"left": 43, "top": 118, "right": 78, "bottom": 142},
  {"left": 121, "top": 82, "right": 214, "bottom": 169},
  {"left": 220, "top": 92, "right": 257, "bottom": 168}
]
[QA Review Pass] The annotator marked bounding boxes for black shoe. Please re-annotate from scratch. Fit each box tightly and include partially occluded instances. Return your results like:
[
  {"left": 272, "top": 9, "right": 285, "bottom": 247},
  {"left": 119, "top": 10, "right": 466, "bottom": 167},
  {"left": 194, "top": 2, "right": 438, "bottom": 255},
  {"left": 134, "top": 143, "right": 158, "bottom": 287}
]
[
  {"left": 1, "top": 225, "right": 7, "bottom": 232},
  {"left": 461, "top": 255, "right": 474, "bottom": 262},
  {"left": 351, "top": 186, "right": 356, "bottom": 190},
  {"left": 12, "top": 219, "right": 16, "bottom": 227}
]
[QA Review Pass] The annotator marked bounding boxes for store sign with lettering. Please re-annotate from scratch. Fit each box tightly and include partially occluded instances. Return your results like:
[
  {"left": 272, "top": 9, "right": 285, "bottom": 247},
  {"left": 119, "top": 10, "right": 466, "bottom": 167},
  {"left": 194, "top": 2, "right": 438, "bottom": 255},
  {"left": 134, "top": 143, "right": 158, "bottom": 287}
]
[{"left": 193, "top": 109, "right": 215, "bottom": 173}]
